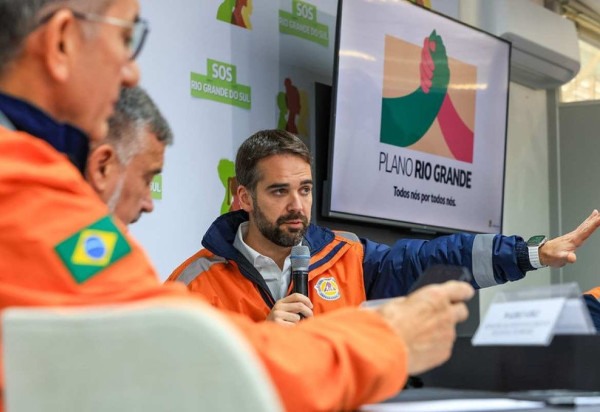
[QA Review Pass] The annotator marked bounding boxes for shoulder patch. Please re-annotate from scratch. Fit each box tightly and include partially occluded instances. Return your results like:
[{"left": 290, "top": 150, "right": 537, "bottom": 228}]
[
  {"left": 314, "top": 277, "right": 341, "bottom": 301},
  {"left": 54, "top": 215, "right": 131, "bottom": 284}
]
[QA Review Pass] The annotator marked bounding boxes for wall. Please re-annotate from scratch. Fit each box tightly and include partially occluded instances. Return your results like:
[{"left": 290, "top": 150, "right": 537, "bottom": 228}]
[
  {"left": 478, "top": 83, "right": 551, "bottom": 314},
  {"left": 132, "top": 0, "right": 554, "bottom": 321},
  {"left": 132, "top": 0, "right": 336, "bottom": 275},
  {"left": 558, "top": 101, "right": 600, "bottom": 293},
  {"left": 459, "top": 0, "right": 552, "bottom": 314}
]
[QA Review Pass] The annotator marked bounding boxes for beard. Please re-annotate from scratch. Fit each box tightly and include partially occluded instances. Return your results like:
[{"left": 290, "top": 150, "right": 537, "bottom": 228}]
[
  {"left": 107, "top": 174, "right": 125, "bottom": 216},
  {"left": 252, "top": 204, "right": 309, "bottom": 247}
]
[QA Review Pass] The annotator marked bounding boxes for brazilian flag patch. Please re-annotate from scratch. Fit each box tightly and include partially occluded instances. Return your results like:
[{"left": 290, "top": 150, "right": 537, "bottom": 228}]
[{"left": 54, "top": 215, "right": 132, "bottom": 284}]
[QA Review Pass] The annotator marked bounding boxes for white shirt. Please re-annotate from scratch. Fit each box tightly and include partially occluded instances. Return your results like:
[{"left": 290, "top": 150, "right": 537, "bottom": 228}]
[{"left": 233, "top": 222, "right": 292, "bottom": 301}]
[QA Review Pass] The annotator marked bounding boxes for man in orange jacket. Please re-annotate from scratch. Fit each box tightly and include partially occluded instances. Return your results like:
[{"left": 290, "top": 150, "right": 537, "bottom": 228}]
[
  {"left": 0, "top": 1, "right": 474, "bottom": 411},
  {"left": 169, "top": 129, "right": 600, "bottom": 324}
]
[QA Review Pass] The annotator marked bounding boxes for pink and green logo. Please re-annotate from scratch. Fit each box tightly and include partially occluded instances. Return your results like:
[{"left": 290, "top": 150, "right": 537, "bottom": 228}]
[
  {"left": 217, "top": 159, "right": 241, "bottom": 215},
  {"left": 380, "top": 31, "right": 476, "bottom": 163}
]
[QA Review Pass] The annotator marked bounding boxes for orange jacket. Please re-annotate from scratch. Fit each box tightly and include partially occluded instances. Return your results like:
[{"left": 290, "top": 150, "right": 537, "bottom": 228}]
[
  {"left": 584, "top": 286, "right": 600, "bottom": 332},
  {"left": 0, "top": 127, "right": 408, "bottom": 412},
  {"left": 168, "top": 229, "right": 368, "bottom": 321}
]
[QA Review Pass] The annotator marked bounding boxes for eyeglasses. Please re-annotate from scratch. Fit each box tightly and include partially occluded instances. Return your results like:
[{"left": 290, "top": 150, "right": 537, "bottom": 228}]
[
  {"left": 37, "top": 9, "right": 149, "bottom": 60},
  {"left": 71, "top": 11, "right": 149, "bottom": 60}
]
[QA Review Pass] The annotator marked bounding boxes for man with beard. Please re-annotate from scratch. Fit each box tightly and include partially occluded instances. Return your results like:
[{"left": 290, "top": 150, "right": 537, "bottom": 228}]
[
  {"left": 0, "top": 1, "right": 476, "bottom": 410},
  {"left": 86, "top": 86, "right": 169, "bottom": 226},
  {"left": 169, "top": 129, "right": 600, "bottom": 325}
]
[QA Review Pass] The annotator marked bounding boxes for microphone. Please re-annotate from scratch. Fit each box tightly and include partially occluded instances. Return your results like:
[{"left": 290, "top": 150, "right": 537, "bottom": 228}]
[{"left": 291, "top": 245, "right": 310, "bottom": 297}]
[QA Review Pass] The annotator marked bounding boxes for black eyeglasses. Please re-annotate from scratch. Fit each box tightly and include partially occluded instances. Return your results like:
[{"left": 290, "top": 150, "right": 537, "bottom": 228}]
[{"left": 38, "top": 9, "right": 149, "bottom": 60}]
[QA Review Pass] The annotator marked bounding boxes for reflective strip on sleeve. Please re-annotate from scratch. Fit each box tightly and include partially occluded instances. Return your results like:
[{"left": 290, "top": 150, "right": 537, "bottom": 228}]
[
  {"left": 471, "top": 234, "right": 496, "bottom": 288},
  {"left": 175, "top": 255, "right": 228, "bottom": 286},
  {"left": 334, "top": 231, "right": 359, "bottom": 242}
]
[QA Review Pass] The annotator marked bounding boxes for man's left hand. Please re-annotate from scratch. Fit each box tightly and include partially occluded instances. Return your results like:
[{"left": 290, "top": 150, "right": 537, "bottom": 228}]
[{"left": 540, "top": 209, "right": 600, "bottom": 267}]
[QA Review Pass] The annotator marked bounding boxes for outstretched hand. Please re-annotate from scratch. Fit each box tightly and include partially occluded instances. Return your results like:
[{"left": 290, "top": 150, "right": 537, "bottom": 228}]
[{"left": 540, "top": 209, "right": 600, "bottom": 267}]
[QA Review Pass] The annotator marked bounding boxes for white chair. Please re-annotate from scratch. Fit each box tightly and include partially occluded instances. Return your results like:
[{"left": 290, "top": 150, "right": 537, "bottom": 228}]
[{"left": 3, "top": 303, "right": 283, "bottom": 412}]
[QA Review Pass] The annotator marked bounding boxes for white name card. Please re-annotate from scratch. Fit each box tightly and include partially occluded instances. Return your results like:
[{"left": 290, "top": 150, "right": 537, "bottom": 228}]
[
  {"left": 472, "top": 283, "right": 595, "bottom": 346},
  {"left": 472, "top": 298, "right": 565, "bottom": 345}
]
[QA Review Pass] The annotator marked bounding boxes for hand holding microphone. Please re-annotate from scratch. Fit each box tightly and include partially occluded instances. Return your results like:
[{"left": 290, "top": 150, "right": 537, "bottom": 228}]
[{"left": 266, "top": 246, "right": 313, "bottom": 325}]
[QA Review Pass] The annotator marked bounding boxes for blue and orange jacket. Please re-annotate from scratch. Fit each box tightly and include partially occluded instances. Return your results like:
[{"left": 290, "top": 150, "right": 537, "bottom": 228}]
[
  {"left": 583, "top": 288, "right": 600, "bottom": 331},
  {"left": 168, "top": 210, "right": 532, "bottom": 321}
]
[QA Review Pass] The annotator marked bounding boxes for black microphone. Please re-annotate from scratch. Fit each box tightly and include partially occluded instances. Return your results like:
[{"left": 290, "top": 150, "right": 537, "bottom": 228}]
[{"left": 291, "top": 245, "right": 310, "bottom": 297}]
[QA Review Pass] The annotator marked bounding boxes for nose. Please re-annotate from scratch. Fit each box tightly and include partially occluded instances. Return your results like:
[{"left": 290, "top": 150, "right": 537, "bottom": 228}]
[
  {"left": 287, "top": 192, "right": 303, "bottom": 212},
  {"left": 141, "top": 190, "right": 154, "bottom": 215},
  {"left": 122, "top": 60, "right": 140, "bottom": 88}
]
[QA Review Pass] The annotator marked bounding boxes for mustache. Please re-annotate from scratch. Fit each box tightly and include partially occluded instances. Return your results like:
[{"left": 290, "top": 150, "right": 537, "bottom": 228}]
[{"left": 276, "top": 212, "right": 308, "bottom": 226}]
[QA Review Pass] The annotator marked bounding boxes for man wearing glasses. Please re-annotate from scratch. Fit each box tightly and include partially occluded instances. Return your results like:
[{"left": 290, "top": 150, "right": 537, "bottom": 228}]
[{"left": 0, "top": 1, "right": 474, "bottom": 411}]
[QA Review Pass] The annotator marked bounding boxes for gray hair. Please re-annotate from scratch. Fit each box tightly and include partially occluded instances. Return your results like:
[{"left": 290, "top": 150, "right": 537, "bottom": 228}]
[
  {"left": 0, "top": 0, "right": 112, "bottom": 75},
  {"left": 106, "top": 86, "right": 173, "bottom": 164}
]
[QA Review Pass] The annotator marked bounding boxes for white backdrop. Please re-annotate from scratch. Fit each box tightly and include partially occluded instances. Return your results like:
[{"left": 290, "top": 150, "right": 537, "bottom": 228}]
[
  {"left": 133, "top": 0, "right": 337, "bottom": 278},
  {"left": 130, "top": 0, "right": 551, "bottom": 314}
]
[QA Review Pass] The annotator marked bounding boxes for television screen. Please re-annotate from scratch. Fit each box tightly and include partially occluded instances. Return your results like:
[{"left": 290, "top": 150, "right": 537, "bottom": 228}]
[{"left": 324, "top": 0, "right": 510, "bottom": 234}]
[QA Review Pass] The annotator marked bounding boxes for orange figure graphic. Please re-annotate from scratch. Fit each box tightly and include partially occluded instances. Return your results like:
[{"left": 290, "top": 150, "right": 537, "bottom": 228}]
[
  {"left": 284, "top": 78, "right": 300, "bottom": 134},
  {"left": 232, "top": 0, "right": 248, "bottom": 28},
  {"left": 241, "top": 0, "right": 253, "bottom": 29},
  {"left": 228, "top": 176, "right": 241, "bottom": 211}
]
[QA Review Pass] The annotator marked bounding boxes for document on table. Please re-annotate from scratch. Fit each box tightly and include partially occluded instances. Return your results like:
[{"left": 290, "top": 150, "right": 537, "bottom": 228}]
[
  {"left": 360, "top": 398, "right": 545, "bottom": 412},
  {"left": 509, "top": 389, "right": 600, "bottom": 407}
]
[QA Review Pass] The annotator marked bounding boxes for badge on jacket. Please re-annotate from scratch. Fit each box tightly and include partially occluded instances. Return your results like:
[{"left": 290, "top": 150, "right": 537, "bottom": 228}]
[
  {"left": 314, "top": 277, "right": 341, "bottom": 301},
  {"left": 54, "top": 215, "right": 131, "bottom": 284}
]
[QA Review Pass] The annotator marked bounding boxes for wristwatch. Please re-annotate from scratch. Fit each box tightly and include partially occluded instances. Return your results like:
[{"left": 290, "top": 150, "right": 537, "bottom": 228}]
[{"left": 527, "top": 235, "right": 548, "bottom": 269}]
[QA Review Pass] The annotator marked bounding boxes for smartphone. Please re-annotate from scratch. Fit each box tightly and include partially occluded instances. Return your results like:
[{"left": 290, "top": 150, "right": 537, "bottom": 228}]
[{"left": 408, "top": 264, "right": 472, "bottom": 293}]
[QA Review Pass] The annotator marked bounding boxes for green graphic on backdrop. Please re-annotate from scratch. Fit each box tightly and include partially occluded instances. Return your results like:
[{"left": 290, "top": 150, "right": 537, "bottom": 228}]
[
  {"left": 190, "top": 59, "right": 252, "bottom": 109},
  {"left": 217, "top": 159, "right": 241, "bottom": 215},
  {"left": 151, "top": 174, "right": 162, "bottom": 200},
  {"left": 279, "top": 0, "right": 329, "bottom": 47}
]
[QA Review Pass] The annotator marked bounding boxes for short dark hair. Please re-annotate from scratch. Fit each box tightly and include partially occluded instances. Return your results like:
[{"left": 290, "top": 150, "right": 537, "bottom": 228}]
[
  {"left": 0, "top": 0, "right": 112, "bottom": 75},
  {"left": 235, "top": 129, "right": 311, "bottom": 192},
  {"left": 106, "top": 86, "right": 173, "bottom": 163}
]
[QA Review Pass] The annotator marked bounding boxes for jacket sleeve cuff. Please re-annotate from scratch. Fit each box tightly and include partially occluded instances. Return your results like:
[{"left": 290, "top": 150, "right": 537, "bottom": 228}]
[{"left": 515, "top": 238, "right": 535, "bottom": 273}]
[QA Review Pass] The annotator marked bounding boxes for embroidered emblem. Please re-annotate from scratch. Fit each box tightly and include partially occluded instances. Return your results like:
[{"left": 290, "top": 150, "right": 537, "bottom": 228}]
[
  {"left": 314, "top": 277, "right": 341, "bottom": 301},
  {"left": 54, "top": 215, "right": 131, "bottom": 284}
]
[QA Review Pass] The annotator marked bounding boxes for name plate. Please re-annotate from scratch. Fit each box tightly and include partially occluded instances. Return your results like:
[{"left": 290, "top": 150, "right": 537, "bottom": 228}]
[{"left": 472, "top": 283, "right": 595, "bottom": 346}]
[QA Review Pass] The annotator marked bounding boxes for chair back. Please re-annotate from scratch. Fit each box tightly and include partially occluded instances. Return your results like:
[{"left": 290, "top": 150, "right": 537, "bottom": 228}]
[{"left": 3, "top": 303, "right": 283, "bottom": 412}]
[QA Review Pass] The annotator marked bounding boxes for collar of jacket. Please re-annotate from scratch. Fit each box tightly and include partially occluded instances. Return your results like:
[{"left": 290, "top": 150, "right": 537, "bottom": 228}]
[
  {"left": 0, "top": 92, "right": 89, "bottom": 175},
  {"left": 201, "top": 209, "right": 336, "bottom": 258}
]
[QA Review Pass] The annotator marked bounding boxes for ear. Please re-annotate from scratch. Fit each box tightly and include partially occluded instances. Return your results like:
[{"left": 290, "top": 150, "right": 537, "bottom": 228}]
[
  {"left": 38, "top": 9, "right": 80, "bottom": 83},
  {"left": 85, "top": 144, "right": 120, "bottom": 201},
  {"left": 237, "top": 185, "right": 254, "bottom": 213}
]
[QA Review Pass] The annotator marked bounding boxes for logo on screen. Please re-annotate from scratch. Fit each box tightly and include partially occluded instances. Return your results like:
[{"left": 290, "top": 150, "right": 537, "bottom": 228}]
[
  {"left": 380, "top": 31, "right": 476, "bottom": 163},
  {"left": 276, "top": 77, "right": 310, "bottom": 138},
  {"left": 217, "top": 0, "right": 253, "bottom": 29}
]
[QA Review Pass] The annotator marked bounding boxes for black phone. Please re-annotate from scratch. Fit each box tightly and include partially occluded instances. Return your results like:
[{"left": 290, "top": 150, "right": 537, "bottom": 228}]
[{"left": 409, "top": 264, "right": 472, "bottom": 293}]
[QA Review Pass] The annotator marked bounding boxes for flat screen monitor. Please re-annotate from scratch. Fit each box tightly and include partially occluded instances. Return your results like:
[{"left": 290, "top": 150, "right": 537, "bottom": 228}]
[{"left": 324, "top": 0, "right": 510, "bottom": 234}]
